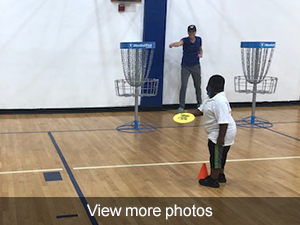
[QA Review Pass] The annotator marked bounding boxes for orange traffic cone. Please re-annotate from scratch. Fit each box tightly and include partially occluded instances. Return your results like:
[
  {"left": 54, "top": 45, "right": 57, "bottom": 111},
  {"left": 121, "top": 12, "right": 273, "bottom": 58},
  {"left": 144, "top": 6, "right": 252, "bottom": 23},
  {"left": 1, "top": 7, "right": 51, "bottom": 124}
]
[{"left": 198, "top": 163, "right": 208, "bottom": 180}]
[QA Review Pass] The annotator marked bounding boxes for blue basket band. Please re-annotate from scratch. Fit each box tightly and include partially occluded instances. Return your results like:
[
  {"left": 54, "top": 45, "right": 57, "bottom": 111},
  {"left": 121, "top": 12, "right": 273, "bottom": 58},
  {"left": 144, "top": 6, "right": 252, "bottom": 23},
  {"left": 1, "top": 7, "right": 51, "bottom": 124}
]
[
  {"left": 241, "top": 42, "right": 276, "bottom": 49},
  {"left": 120, "top": 42, "right": 156, "bottom": 49}
]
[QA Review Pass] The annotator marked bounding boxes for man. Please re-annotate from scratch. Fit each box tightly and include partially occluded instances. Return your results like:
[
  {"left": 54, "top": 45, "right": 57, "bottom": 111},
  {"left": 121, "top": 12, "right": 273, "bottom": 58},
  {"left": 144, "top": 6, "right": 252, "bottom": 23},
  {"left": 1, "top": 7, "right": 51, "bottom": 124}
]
[
  {"left": 193, "top": 75, "right": 237, "bottom": 188},
  {"left": 169, "top": 25, "right": 203, "bottom": 113}
]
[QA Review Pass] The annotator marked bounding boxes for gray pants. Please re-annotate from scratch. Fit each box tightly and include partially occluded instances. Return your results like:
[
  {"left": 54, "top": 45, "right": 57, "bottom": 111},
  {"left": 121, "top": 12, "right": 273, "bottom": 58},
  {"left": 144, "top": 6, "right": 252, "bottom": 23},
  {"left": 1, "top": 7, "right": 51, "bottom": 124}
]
[{"left": 179, "top": 64, "right": 202, "bottom": 108}]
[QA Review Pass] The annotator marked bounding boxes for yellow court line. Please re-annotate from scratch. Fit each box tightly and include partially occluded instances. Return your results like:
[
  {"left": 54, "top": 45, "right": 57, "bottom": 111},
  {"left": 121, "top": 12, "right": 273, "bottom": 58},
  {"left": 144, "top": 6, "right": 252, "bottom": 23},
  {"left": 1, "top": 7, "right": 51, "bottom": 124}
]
[
  {"left": 0, "top": 168, "right": 63, "bottom": 175},
  {"left": 73, "top": 156, "right": 300, "bottom": 170}
]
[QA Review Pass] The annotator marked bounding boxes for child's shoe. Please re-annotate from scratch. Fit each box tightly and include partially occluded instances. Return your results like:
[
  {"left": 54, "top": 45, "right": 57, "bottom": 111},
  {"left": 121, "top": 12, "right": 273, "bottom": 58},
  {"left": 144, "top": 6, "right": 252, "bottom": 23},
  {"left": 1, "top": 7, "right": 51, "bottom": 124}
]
[
  {"left": 218, "top": 173, "right": 227, "bottom": 183},
  {"left": 199, "top": 175, "right": 220, "bottom": 188}
]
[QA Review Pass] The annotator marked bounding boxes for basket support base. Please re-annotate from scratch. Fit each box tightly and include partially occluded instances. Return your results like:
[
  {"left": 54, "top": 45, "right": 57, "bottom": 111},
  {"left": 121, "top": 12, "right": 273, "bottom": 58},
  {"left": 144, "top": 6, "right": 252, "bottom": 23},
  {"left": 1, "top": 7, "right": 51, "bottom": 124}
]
[
  {"left": 117, "top": 120, "right": 156, "bottom": 133},
  {"left": 236, "top": 116, "right": 273, "bottom": 128}
]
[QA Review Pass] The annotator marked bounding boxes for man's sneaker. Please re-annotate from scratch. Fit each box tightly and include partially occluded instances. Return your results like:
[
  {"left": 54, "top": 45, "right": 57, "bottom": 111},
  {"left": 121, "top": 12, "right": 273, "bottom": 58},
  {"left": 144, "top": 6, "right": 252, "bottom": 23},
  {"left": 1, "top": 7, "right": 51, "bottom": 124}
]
[
  {"left": 199, "top": 175, "right": 220, "bottom": 188},
  {"left": 177, "top": 107, "right": 184, "bottom": 113},
  {"left": 218, "top": 173, "right": 227, "bottom": 183}
]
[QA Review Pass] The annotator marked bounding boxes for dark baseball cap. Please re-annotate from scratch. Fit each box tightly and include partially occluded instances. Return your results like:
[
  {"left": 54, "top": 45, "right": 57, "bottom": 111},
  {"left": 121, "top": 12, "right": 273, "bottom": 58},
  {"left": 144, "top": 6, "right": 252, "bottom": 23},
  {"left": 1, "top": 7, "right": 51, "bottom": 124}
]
[{"left": 188, "top": 25, "right": 197, "bottom": 31}]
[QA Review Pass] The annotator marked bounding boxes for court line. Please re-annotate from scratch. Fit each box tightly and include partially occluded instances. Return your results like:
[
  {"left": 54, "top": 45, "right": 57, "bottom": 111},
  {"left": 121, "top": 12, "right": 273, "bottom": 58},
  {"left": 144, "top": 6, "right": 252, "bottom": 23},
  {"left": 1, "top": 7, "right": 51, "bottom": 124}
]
[
  {"left": 0, "top": 126, "right": 204, "bottom": 135},
  {"left": 0, "top": 128, "right": 116, "bottom": 135},
  {"left": 272, "top": 121, "right": 300, "bottom": 124},
  {"left": 48, "top": 132, "right": 98, "bottom": 225},
  {"left": 0, "top": 120, "right": 298, "bottom": 136},
  {"left": 247, "top": 120, "right": 300, "bottom": 142},
  {"left": 57, "top": 214, "right": 79, "bottom": 219},
  {"left": 0, "top": 168, "right": 63, "bottom": 175},
  {"left": 0, "top": 131, "right": 49, "bottom": 135},
  {"left": 265, "top": 128, "right": 300, "bottom": 141},
  {"left": 73, "top": 155, "right": 300, "bottom": 170}
]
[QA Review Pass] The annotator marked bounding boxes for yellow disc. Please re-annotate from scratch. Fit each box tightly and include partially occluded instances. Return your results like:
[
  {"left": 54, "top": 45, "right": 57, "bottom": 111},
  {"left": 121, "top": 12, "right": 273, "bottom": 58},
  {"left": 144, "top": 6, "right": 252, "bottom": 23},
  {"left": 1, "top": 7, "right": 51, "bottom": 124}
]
[{"left": 173, "top": 113, "right": 195, "bottom": 124}]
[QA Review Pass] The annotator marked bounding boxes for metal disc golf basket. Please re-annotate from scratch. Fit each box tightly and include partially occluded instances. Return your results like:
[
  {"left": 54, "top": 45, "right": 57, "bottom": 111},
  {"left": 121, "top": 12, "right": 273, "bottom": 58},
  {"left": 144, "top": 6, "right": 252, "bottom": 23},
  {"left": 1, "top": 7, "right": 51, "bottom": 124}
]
[
  {"left": 234, "top": 41, "right": 278, "bottom": 128},
  {"left": 115, "top": 42, "right": 159, "bottom": 133}
]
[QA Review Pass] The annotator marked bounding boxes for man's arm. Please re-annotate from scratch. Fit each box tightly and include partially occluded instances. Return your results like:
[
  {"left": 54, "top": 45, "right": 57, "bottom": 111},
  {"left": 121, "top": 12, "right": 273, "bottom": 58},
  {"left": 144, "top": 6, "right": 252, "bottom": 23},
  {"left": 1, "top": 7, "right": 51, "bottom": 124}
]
[
  {"left": 217, "top": 124, "right": 228, "bottom": 146},
  {"left": 169, "top": 40, "right": 184, "bottom": 48},
  {"left": 198, "top": 46, "right": 203, "bottom": 58}
]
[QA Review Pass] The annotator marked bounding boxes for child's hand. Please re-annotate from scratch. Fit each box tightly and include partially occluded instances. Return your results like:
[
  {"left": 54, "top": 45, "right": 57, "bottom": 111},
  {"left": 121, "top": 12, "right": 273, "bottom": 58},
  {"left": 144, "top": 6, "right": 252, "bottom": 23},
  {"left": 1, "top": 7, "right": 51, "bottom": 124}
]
[
  {"left": 191, "top": 109, "right": 203, "bottom": 117},
  {"left": 217, "top": 137, "right": 225, "bottom": 146}
]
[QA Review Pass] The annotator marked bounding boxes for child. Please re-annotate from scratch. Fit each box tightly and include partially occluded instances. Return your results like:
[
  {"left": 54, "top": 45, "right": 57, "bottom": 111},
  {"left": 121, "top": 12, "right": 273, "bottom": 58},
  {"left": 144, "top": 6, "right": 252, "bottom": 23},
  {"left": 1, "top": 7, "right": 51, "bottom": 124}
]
[{"left": 193, "top": 75, "right": 236, "bottom": 188}]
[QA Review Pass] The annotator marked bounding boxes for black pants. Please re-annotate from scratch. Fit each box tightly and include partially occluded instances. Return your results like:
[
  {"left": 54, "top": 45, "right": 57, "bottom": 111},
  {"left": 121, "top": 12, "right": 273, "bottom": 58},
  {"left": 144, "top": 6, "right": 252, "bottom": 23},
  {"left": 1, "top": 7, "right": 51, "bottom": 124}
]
[{"left": 208, "top": 140, "right": 231, "bottom": 169}]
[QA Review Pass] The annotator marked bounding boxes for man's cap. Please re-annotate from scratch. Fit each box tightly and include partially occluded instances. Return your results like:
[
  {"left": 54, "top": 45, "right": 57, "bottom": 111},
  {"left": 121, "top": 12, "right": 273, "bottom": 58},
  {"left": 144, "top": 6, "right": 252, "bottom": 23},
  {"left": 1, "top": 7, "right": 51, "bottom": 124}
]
[{"left": 188, "top": 25, "right": 197, "bottom": 32}]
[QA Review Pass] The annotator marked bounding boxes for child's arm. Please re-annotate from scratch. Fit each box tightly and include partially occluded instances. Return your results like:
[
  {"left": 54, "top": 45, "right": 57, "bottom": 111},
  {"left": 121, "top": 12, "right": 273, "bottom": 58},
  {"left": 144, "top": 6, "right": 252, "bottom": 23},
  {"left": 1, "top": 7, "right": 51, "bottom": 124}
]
[
  {"left": 192, "top": 100, "right": 205, "bottom": 117},
  {"left": 217, "top": 124, "right": 228, "bottom": 146},
  {"left": 214, "top": 102, "right": 230, "bottom": 146},
  {"left": 192, "top": 109, "right": 203, "bottom": 117}
]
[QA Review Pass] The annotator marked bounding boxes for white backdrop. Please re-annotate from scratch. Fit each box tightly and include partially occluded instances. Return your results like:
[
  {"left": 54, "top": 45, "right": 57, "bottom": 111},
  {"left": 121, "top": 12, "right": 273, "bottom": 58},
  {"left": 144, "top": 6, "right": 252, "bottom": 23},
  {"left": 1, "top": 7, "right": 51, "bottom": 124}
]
[
  {"left": 0, "top": 0, "right": 300, "bottom": 109},
  {"left": 0, "top": 0, "right": 144, "bottom": 109},
  {"left": 164, "top": 0, "right": 300, "bottom": 104}
]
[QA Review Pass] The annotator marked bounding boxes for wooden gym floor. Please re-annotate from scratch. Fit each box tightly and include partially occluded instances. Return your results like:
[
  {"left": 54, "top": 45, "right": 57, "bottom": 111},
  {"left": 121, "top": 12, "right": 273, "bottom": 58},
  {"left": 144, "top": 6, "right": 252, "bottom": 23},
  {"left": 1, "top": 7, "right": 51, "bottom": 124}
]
[{"left": 0, "top": 105, "right": 299, "bottom": 224}]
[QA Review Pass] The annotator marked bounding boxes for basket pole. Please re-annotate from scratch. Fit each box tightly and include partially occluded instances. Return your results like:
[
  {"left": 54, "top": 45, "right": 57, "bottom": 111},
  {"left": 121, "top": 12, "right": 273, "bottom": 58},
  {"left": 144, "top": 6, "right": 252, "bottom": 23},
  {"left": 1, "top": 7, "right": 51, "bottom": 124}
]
[
  {"left": 134, "top": 87, "right": 139, "bottom": 129},
  {"left": 251, "top": 48, "right": 260, "bottom": 124},
  {"left": 251, "top": 82, "right": 257, "bottom": 124}
]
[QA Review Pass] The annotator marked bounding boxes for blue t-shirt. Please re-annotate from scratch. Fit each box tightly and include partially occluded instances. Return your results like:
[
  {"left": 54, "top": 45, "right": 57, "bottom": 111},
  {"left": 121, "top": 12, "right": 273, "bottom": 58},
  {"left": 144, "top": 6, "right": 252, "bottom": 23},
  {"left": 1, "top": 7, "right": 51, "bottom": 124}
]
[{"left": 181, "top": 36, "right": 202, "bottom": 66}]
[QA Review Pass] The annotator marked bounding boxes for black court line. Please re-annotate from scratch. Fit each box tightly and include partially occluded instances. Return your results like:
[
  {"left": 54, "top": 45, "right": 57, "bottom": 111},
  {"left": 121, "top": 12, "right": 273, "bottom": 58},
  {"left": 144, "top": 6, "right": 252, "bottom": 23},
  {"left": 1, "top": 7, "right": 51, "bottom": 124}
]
[
  {"left": 48, "top": 132, "right": 98, "bottom": 225},
  {"left": 57, "top": 214, "right": 79, "bottom": 219}
]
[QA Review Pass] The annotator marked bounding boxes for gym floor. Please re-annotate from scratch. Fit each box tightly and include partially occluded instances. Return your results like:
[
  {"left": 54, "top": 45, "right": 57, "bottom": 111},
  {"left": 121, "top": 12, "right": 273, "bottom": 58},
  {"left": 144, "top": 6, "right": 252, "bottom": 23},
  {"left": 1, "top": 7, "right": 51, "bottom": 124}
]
[{"left": 0, "top": 105, "right": 299, "bottom": 224}]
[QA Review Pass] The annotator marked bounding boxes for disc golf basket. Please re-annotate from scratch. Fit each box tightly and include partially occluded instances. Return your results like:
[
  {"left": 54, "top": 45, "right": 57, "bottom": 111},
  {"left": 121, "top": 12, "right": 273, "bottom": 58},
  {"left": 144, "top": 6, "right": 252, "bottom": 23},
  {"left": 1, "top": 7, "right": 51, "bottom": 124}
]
[
  {"left": 115, "top": 42, "right": 159, "bottom": 133},
  {"left": 234, "top": 41, "right": 278, "bottom": 128}
]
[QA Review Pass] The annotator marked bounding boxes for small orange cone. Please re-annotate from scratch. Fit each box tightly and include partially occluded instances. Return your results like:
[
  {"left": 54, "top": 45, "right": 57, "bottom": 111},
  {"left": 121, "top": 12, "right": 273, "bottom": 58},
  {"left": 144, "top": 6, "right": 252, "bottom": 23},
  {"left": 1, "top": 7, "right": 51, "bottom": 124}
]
[{"left": 198, "top": 163, "right": 208, "bottom": 180}]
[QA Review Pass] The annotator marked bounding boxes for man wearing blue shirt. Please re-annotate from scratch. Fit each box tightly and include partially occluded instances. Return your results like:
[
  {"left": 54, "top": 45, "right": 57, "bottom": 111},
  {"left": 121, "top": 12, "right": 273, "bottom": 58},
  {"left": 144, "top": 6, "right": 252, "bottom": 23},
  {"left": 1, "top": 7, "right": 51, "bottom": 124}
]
[{"left": 169, "top": 25, "right": 203, "bottom": 113}]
